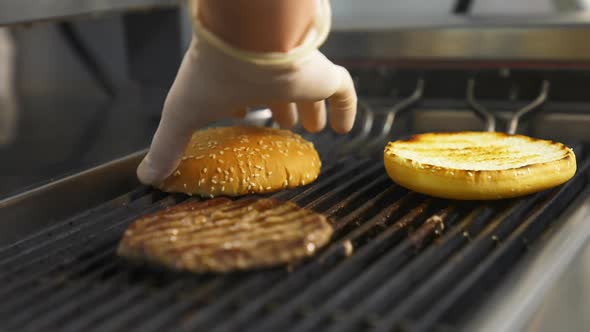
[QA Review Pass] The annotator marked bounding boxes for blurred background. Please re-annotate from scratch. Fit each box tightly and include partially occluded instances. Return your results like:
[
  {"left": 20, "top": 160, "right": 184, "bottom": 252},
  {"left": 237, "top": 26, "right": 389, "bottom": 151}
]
[{"left": 0, "top": 0, "right": 588, "bottom": 197}]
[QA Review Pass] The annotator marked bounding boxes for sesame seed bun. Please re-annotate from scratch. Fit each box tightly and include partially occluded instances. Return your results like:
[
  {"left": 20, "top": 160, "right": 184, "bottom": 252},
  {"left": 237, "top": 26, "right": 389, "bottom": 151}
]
[
  {"left": 384, "top": 132, "right": 576, "bottom": 200},
  {"left": 159, "top": 126, "right": 321, "bottom": 197}
]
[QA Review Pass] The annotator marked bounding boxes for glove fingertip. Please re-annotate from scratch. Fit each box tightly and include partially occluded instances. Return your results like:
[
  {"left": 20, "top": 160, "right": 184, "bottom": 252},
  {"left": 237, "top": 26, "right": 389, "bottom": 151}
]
[{"left": 137, "top": 155, "right": 165, "bottom": 186}]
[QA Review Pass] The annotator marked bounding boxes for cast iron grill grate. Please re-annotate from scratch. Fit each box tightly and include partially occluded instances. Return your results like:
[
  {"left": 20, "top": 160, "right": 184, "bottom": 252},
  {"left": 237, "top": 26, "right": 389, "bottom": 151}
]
[{"left": 0, "top": 130, "right": 588, "bottom": 332}]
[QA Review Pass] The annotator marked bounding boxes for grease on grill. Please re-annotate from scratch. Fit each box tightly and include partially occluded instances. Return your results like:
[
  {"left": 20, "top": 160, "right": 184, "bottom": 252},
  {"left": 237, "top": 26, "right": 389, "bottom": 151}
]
[
  {"left": 409, "top": 206, "right": 453, "bottom": 248},
  {"left": 117, "top": 198, "right": 333, "bottom": 273},
  {"left": 342, "top": 240, "right": 354, "bottom": 257}
]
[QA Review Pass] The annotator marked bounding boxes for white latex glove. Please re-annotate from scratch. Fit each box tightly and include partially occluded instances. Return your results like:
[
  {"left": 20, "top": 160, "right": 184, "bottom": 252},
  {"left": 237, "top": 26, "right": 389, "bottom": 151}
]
[{"left": 137, "top": 3, "right": 357, "bottom": 186}]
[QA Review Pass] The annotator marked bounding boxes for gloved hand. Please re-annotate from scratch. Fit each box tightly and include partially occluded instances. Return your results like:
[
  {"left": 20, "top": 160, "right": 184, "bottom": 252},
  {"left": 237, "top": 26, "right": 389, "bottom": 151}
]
[{"left": 137, "top": 0, "right": 357, "bottom": 186}]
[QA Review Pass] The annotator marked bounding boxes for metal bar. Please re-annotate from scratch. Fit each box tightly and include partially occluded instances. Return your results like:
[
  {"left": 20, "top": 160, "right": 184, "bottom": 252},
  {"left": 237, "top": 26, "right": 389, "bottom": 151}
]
[
  {"left": 6, "top": 259, "right": 124, "bottom": 329},
  {"left": 195, "top": 191, "right": 422, "bottom": 332},
  {"left": 0, "top": 0, "right": 180, "bottom": 26},
  {"left": 0, "top": 242, "right": 117, "bottom": 315},
  {"left": 269, "top": 159, "right": 355, "bottom": 202},
  {"left": 300, "top": 163, "right": 385, "bottom": 211},
  {"left": 0, "top": 186, "right": 150, "bottom": 259},
  {"left": 240, "top": 201, "right": 435, "bottom": 332},
  {"left": 334, "top": 102, "right": 375, "bottom": 157},
  {"left": 453, "top": 0, "right": 473, "bottom": 14},
  {"left": 176, "top": 160, "right": 395, "bottom": 331},
  {"left": 464, "top": 188, "right": 590, "bottom": 332},
  {"left": 135, "top": 273, "right": 283, "bottom": 332},
  {"left": 362, "top": 78, "right": 424, "bottom": 154},
  {"left": 280, "top": 159, "right": 374, "bottom": 205},
  {"left": 0, "top": 149, "right": 146, "bottom": 247},
  {"left": 83, "top": 280, "right": 189, "bottom": 332},
  {"left": 411, "top": 159, "right": 590, "bottom": 332},
  {"left": 292, "top": 205, "right": 478, "bottom": 332},
  {"left": 467, "top": 78, "right": 496, "bottom": 132},
  {"left": 58, "top": 22, "right": 116, "bottom": 98},
  {"left": 507, "top": 80, "right": 550, "bottom": 134},
  {"left": 371, "top": 191, "right": 554, "bottom": 330},
  {"left": 324, "top": 23, "right": 590, "bottom": 62},
  {"left": 0, "top": 193, "right": 173, "bottom": 271},
  {"left": 182, "top": 172, "right": 411, "bottom": 332},
  {"left": 17, "top": 274, "right": 148, "bottom": 331},
  {"left": 295, "top": 206, "right": 496, "bottom": 332},
  {"left": 0, "top": 195, "right": 179, "bottom": 279},
  {"left": 321, "top": 175, "right": 392, "bottom": 220},
  {"left": 328, "top": 184, "right": 407, "bottom": 230},
  {"left": 317, "top": 205, "right": 469, "bottom": 332}
]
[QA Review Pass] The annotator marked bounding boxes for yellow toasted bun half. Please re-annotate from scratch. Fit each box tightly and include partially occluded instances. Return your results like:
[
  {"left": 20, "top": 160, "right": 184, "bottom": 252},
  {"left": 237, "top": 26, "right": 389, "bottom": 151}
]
[
  {"left": 383, "top": 132, "right": 576, "bottom": 200},
  {"left": 159, "top": 126, "right": 321, "bottom": 197}
]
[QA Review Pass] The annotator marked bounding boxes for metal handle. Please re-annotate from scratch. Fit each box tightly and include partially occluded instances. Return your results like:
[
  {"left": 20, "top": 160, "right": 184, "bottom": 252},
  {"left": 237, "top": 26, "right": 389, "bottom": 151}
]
[
  {"left": 467, "top": 78, "right": 496, "bottom": 132},
  {"left": 507, "top": 80, "right": 550, "bottom": 134},
  {"left": 379, "top": 78, "right": 425, "bottom": 139}
]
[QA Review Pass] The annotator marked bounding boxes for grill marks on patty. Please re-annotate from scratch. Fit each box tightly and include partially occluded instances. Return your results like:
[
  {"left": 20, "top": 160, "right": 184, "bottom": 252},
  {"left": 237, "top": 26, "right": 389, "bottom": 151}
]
[{"left": 117, "top": 198, "right": 333, "bottom": 273}]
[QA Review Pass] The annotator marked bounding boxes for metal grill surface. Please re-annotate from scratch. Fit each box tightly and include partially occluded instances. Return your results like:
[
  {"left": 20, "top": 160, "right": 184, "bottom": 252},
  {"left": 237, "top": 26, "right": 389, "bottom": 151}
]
[{"left": 0, "top": 125, "right": 588, "bottom": 332}]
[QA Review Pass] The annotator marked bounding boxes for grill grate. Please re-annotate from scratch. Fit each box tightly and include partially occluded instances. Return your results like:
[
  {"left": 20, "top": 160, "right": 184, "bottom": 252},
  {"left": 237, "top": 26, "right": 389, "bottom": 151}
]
[{"left": 0, "top": 128, "right": 588, "bottom": 332}]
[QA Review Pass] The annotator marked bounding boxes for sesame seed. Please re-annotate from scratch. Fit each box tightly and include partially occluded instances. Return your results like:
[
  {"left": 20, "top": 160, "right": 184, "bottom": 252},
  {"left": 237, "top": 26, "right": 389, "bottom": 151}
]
[
  {"left": 221, "top": 186, "right": 225, "bottom": 191},
  {"left": 183, "top": 183, "right": 187, "bottom": 188},
  {"left": 219, "top": 150, "right": 224, "bottom": 155},
  {"left": 216, "top": 167, "right": 222, "bottom": 173},
  {"left": 230, "top": 178, "right": 234, "bottom": 182},
  {"left": 266, "top": 186, "right": 271, "bottom": 190},
  {"left": 267, "top": 171, "right": 273, "bottom": 176},
  {"left": 196, "top": 155, "right": 204, "bottom": 160},
  {"left": 255, "top": 165, "right": 263, "bottom": 170},
  {"left": 202, "top": 168, "right": 207, "bottom": 174},
  {"left": 211, "top": 179, "right": 218, "bottom": 184},
  {"left": 218, "top": 159, "right": 224, "bottom": 164},
  {"left": 174, "top": 170, "right": 181, "bottom": 176}
]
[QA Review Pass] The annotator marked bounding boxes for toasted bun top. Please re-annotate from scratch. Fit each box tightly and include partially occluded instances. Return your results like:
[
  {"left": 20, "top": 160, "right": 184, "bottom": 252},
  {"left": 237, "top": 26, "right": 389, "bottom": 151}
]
[
  {"left": 159, "top": 126, "right": 321, "bottom": 197},
  {"left": 383, "top": 132, "right": 576, "bottom": 200},
  {"left": 386, "top": 132, "right": 573, "bottom": 171}
]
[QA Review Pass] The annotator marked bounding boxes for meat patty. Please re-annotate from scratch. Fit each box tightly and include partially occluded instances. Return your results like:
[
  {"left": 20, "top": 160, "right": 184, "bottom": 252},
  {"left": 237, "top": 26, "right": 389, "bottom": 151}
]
[{"left": 117, "top": 198, "right": 333, "bottom": 273}]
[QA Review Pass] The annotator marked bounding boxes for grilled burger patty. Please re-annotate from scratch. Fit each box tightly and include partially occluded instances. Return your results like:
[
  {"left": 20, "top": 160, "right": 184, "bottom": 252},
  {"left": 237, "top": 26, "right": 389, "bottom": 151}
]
[
  {"left": 117, "top": 198, "right": 333, "bottom": 272},
  {"left": 384, "top": 132, "right": 576, "bottom": 200}
]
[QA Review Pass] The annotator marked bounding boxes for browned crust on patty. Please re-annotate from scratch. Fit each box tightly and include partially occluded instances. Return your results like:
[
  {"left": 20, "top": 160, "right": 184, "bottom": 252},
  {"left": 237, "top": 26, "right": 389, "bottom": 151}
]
[{"left": 117, "top": 198, "right": 333, "bottom": 272}]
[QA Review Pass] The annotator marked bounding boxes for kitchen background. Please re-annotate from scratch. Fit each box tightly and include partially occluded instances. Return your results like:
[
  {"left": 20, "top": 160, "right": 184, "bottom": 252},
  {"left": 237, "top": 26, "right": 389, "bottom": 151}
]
[{"left": 0, "top": 0, "right": 585, "bottom": 197}]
